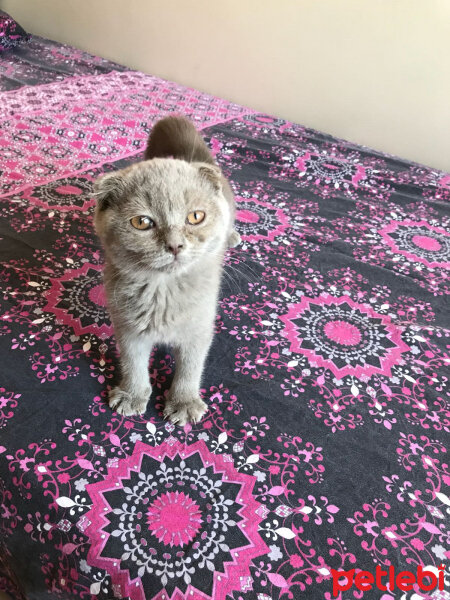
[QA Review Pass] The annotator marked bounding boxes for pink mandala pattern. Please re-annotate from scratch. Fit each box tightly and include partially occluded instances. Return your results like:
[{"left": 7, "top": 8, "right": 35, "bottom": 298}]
[
  {"left": 235, "top": 194, "right": 289, "bottom": 242},
  {"left": 280, "top": 294, "right": 410, "bottom": 379},
  {"left": 147, "top": 491, "right": 202, "bottom": 547},
  {"left": 269, "top": 143, "right": 391, "bottom": 201},
  {"left": 19, "top": 175, "right": 96, "bottom": 212},
  {"left": 323, "top": 320, "right": 361, "bottom": 346},
  {"left": 296, "top": 151, "right": 367, "bottom": 187},
  {"left": 43, "top": 262, "right": 112, "bottom": 338},
  {"left": 84, "top": 439, "right": 268, "bottom": 600},
  {"left": 380, "top": 220, "right": 450, "bottom": 269}
]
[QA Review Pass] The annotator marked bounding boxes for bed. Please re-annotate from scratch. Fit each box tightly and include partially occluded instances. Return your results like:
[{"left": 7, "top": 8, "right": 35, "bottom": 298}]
[{"left": 1, "top": 27, "right": 449, "bottom": 600}]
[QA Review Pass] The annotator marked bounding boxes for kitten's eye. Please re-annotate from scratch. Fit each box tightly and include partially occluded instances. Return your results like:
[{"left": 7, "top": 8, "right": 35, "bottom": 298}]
[
  {"left": 187, "top": 211, "right": 205, "bottom": 225},
  {"left": 130, "top": 216, "right": 155, "bottom": 230}
]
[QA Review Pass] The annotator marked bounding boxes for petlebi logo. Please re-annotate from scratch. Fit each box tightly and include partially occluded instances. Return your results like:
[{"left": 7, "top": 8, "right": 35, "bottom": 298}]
[{"left": 331, "top": 564, "right": 446, "bottom": 596}]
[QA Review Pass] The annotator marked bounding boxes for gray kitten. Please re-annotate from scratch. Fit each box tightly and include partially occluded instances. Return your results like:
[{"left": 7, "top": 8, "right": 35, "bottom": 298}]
[{"left": 94, "top": 116, "right": 240, "bottom": 425}]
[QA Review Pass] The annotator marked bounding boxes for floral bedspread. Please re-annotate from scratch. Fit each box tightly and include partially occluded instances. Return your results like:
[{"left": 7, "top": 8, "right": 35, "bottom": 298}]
[{"left": 1, "top": 36, "right": 449, "bottom": 600}]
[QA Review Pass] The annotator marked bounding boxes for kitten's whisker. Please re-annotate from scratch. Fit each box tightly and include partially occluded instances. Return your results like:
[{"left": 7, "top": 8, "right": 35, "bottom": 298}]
[
  {"left": 189, "top": 126, "right": 196, "bottom": 163},
  {"left": 228, "top": 262, "right": 261, "bottom": 285},
  {"left": 232, "top": 262, "right": 259, "bottom": 280},
  {"left": 221, "top": 269, "right": 240, "bottom": 292},
  {"left": 221, "top": 263, "right": 257, "bottom": 292},
  {"left": 226, "top": 255, "right": 261, "bottom": 277},
  {"left": 224, "top": 264, "right": 257, "bottom": 286}
]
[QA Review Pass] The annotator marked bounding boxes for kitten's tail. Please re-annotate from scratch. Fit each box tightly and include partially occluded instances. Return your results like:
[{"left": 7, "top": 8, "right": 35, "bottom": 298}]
[
  {"left": 145, "top": 115, "right": 241, "bottom": 248},
  {"left": 144, "top": 115, "right": 215, "bottom": 164}
]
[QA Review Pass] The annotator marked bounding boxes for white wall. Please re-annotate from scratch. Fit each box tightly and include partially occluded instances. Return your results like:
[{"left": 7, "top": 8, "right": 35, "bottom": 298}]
[{"left": 2, "top": 0, "right": 449, "bottom": 170}]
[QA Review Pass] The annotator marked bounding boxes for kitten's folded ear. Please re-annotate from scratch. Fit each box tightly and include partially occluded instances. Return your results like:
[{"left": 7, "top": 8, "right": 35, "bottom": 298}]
[
  {"left": 195, "top": 163, "right": 222, "bottom": 193},
  {"left": 93, "top": 172, "right": 126, "bottom": 211}
]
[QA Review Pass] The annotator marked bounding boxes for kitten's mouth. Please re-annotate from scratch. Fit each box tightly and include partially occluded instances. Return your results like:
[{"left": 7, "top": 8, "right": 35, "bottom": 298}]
[{"left": 153, "top": 255, "right": 189, "bottom": 273}]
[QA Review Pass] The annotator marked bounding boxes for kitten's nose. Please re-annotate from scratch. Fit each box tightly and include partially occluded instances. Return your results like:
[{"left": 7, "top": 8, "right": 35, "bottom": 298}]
[{"left": 166, "top": 243, "right": 183, "bottom": 256}]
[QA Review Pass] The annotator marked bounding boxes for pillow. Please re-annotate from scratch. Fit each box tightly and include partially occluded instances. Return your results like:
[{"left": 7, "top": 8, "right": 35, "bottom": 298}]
[{"left": 0, "top": 10, "right": 30, "bottom": 52}]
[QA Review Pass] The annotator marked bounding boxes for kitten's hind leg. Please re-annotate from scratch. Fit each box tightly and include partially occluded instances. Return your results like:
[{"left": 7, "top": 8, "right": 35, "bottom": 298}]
[
  {"left": 164, "top": 334, "right": 211, "bottom": 426},
  {"left": 109, "top": 334, "right": 153, "bottom": 416}
]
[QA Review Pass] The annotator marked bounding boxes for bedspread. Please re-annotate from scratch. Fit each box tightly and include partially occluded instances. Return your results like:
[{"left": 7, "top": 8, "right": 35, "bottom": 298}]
[{"left": 1, "top": 36, "right": 449, "bottom": 600}]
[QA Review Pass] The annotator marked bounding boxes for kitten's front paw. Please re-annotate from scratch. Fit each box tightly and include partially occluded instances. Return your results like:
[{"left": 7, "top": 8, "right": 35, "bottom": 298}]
[
  {"left": 228, "top": 229, "right": 241, "bottom": 248},
  {"left": 109, "top": 387, "right": 149, "bottom": 416},
  {"left": 164, "top": 394, "right": 207, "bottom": 426}
]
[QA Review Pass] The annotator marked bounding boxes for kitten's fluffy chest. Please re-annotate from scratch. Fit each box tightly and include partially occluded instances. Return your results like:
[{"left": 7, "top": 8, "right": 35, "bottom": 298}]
[{"left": 110, "top": 263, "right": 221, "bottom": 342}]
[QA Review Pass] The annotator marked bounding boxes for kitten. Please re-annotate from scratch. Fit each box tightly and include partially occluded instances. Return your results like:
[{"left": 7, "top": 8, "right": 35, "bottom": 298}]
[{"left": 94, "top": 116, "right": 240, "bottom": 425}]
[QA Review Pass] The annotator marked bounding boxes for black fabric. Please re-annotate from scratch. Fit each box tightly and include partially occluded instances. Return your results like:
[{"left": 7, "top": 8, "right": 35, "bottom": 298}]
[
  {"left": 0, "top": 11, "right": 30, "bottom": 52},
  {"left": 0, "top": 36, "right": 449, "bottom": 600}
]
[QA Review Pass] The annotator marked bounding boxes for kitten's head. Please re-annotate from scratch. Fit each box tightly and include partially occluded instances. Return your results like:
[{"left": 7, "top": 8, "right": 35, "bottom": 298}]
[{"left": 94, "top": 158, "right": 230, "bottom": 274}]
